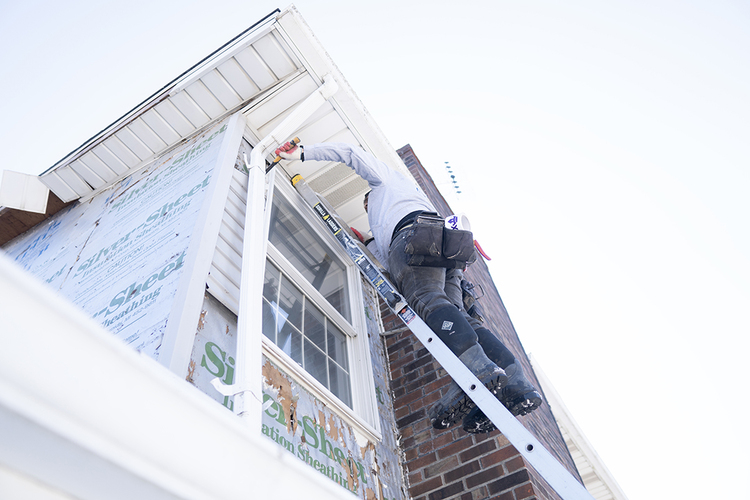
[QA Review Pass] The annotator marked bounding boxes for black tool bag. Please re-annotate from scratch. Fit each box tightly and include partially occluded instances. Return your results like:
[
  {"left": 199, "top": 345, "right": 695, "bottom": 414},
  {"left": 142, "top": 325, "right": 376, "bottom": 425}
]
[{"left": 403, "top": 214, "right": 476, "bottom": 269}]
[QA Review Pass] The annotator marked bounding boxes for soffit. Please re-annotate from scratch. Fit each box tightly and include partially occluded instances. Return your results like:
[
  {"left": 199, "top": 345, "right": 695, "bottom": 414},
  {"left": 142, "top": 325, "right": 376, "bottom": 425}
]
[
  {"left": 32, "top": 6, "right": 388, "bottom": 238},
  {"left": 39, "top": 11, "right": 289, "bottom": 203}
]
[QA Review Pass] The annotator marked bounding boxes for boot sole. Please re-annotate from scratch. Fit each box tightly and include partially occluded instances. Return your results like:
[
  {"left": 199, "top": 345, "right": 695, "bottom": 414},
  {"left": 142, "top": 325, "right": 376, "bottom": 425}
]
[
  {"left": 462, "top": 390, "right": 543, "bottom": 434},
  {"left": 430, "top": 373, "right": 507, "bottom": 430}
]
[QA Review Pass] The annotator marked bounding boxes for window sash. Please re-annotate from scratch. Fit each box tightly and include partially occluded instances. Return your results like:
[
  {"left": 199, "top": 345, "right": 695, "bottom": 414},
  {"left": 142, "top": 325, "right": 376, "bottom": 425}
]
[
  {"left": 262, "top": 259, "right": 352, "bottom": 407},
  {"left": 261, "top": 177, "right": 380, "bottom": 437}
]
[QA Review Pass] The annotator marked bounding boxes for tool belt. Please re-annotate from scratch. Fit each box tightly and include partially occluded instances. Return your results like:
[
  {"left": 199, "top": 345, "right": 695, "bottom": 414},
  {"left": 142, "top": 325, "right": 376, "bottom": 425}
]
[{"left": 397, "top": 212, "right": 476, "bottom": 269}]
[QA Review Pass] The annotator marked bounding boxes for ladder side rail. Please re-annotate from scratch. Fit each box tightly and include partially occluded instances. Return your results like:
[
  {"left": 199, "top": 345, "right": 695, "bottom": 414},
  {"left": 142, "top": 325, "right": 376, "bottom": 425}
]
[{"left": 291, "top": 175, "right": 595, "bottom": 500}]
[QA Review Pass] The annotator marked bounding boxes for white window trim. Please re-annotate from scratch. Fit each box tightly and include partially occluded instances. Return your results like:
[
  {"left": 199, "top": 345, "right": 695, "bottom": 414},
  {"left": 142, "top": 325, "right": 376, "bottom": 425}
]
[{"left": 261, "top": 177, "right": 381, "bottom": 439}]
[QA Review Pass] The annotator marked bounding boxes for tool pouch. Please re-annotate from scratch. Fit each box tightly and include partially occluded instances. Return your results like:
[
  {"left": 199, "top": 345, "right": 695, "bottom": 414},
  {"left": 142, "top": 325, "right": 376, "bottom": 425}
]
[{"left": 404, "top": 214, "right": 476, "bottom": 269}]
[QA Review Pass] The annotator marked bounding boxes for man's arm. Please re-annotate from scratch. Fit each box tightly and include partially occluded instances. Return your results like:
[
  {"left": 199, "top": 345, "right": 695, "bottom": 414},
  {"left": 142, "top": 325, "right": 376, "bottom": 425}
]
[{"left": 277, "top": 142, "right": 389, "bottom": 188}]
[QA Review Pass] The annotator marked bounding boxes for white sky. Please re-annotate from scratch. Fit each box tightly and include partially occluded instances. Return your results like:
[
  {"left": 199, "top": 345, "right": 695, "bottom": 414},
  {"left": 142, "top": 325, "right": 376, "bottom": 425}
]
[{"left": 1, "top": 1, "right": 748, "bottom": 498}]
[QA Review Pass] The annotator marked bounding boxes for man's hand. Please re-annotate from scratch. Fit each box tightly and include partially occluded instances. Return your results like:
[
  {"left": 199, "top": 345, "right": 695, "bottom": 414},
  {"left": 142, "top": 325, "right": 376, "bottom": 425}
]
[{"left": 275, "top": 141, "right": 303, "bottom": 161}]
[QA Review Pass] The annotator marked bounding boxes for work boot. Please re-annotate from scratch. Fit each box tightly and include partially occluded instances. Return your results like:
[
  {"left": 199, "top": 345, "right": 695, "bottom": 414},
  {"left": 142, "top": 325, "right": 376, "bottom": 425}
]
[
  {"left": 429, "top": 344, "right": 507, "bottom": 430},
  {"left": 462, "top": 362, "right": 543, "bottom": 434}
]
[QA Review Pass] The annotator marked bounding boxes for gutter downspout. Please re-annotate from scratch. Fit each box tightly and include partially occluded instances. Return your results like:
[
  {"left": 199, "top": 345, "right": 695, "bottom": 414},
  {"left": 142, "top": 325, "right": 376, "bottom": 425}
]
[{"left": 212, "top": 74, "right": 339, "bottom": 429}]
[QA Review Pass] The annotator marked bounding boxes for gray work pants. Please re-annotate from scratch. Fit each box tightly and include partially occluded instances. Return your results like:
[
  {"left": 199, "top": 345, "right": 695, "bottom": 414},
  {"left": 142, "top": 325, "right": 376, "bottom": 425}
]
[
  {"left": 389, "top": 231, "right": 514, "bottom": 366},
  {"left": 388, "top": 231, "right": 479, "bottom": 354}
]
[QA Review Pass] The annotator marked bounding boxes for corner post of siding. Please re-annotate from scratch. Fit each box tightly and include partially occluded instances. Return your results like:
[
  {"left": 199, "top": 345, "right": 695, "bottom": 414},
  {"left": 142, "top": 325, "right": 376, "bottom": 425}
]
[{"left": 227, "top": 75, "right": 339, "bottom": 429}]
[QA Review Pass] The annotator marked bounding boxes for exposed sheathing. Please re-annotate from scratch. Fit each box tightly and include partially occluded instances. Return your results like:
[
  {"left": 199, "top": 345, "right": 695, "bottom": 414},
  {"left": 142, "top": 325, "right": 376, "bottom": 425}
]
[
  {"left": 360, "top": 277, "right": 410, "bottom": 500},
  {"left": 187, "top": 293, "right": 237, "bottom": 410},
  {"left": 2, "top": 120, "right": 232, "bottom": 359},
  {"left": 260, "top": 357, "right": 372, "bottom": 496},
  {"left": 263, "top": 360, "right": 298, "bottom": 435}
]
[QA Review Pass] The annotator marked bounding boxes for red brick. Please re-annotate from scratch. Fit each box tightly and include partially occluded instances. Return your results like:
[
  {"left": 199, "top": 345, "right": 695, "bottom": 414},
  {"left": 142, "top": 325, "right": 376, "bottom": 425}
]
[
  {"left": 472, "top": 431, "right": 494, "bottom": 444},
  {"left": 494, "top": 434, "right": 511, "bottom": 448},
  {"left": 505, "top": 456, "right": 524, "bottom": 473},
  {"left": 470, "top": 486, "right": 489, "bottom": 500},
  {"left": 419, "top": 441, "right": 434, "bottom": 455},
  {"left": 413, "top": 416, "right": 432, "bottom": 433},
  {"left": 408, "top": 451, "right": 437, "bottom": 471},
  {"left": 465, "top": 464, "right": 504, "bottom": 489},
  {"left": 395, "top": 405, "right": 411, "bottom": 420},
  {"left": 424, "top": 456, "right": 459, "bottom": 478},
  {"left": 436, "top": 435, "right": 474, "bottom": 459},
  {"left": 512, "top": 482, "right": 535, "bottom": 499},
  {"left": 402, "top": 437, "right": 417, "bottom": 451},
  {"left": 391, "top": 352, "right": 416, "bottom": 371},
  {"left": 422, "top": 389, "right": 443, "bottom": 406},
  {"left": 406, "top": 372, "right": 437, "bottom": 392},
  {"left": 431, "top": 431, "right": 455, "bottom": 449},
  {"left": 427, "top": 480, "right": 464, "bottom": 500},
  {"left": 395, "top": 388, "right": 424, "bottom": 407},
  {"left": 410, "top": 395, "right": 427, "bottom": 412},
  {"left": 412, "top": 428, "right": 436, "bottom": 446},
  {"left": 409, "top": 470, "right": 423, "bottom": 484},
  {"left": 397, "top": 409, "right": 426, "bottom": 428},
  {"left": 480, "top": 445, "right": 519, "bottom": 468},
  {"left": 486, "top": 470, "right": 530, "bottom": 496},
  {"left": 459, "top": 439, "right": 498, "bottom": 463},
  {"left": 409, "top": 476, "right": 443, "bottom": 498},
  {"left": 405, "top": 447, "right": 419, "bottom": 461},
  {"left": 444, "top": 459, "right": 481, "bottom": 484},
  {"left": 487, "top": 492, "right": 513, "bottom": 500},
  {"left": 424, "top": 376, "right": 451, "bottom": 395}
]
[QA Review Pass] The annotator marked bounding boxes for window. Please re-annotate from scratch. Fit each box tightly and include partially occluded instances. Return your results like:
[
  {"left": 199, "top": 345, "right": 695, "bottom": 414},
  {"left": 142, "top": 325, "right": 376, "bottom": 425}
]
[
  {"left": 262, "top": 187, "right": 356, "bottom": 408},
  {"left": 267, "top": 193, "right": 350, "bottom": 321},
  {"left": 262, "top": 260, "right": 352, "bottom": 406}
]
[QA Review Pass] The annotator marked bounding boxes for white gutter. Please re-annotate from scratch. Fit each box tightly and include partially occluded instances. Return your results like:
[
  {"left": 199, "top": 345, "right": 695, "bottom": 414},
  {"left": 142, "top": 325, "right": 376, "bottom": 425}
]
[
  {"left": 0, "top": 252, "right": 355, "bottom": 500},
  {"left": 212, "top": 74, "right": 339, "bottom": 428}
]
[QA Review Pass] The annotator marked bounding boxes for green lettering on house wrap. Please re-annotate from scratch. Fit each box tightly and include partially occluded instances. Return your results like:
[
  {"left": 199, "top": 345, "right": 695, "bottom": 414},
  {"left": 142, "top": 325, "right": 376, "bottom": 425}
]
[{"left": 93, "top": 251, "right": 185, "bottom": 319}]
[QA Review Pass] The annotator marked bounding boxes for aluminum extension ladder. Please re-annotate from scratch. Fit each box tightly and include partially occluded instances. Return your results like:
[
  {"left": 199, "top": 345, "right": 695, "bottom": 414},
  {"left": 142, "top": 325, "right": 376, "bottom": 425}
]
[{"left": 290, "top": 174, "right": 595, "bottom": 500}]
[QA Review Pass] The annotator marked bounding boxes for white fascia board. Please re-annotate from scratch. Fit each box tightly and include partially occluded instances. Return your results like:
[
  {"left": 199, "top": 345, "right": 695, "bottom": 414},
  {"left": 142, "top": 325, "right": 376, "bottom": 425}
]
[
  {"left": 43, "top": 11, "right": 281, "bottom": 180},
  {"left": 0, "top": 252, "right": 355, "bottom": 500},
  {"left": 0, "top": 170, "right": 50, "bottom": 213}
]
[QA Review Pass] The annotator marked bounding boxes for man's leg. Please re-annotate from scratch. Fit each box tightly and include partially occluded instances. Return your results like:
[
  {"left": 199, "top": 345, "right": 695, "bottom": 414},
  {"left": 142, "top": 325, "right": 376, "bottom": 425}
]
[
  {"left": 446, "top": 271, "right": 543, "bottom": 431},
  {"left": 463, "top": 328, "right": 543, "bottom": 433},
  {"left": 388, "top": 233, "right": 506, "bottom": 428}
]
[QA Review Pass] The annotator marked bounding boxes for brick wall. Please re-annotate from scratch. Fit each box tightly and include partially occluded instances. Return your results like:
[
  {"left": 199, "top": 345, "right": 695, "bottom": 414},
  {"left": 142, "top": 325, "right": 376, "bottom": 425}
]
[{"left": 380, "top": 145, "right": 581, "bottom": 500}]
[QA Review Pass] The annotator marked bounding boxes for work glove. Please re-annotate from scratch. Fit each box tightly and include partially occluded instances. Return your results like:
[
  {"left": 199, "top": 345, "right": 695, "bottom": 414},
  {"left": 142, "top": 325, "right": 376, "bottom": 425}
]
[{"left": 275, "top": 141, "right": 303, "bottom": 161}]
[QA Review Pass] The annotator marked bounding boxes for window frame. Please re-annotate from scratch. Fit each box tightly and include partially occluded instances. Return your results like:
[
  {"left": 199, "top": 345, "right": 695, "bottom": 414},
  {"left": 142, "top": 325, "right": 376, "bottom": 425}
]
[{"left": 260, "top": 177, "right": 380, "bottom": 437}]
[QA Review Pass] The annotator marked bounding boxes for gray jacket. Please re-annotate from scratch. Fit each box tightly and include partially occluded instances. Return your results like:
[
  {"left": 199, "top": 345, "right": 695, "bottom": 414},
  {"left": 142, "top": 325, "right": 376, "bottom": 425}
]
[{"left": 303, "top": 143, "right": 436, "bottom": 270}]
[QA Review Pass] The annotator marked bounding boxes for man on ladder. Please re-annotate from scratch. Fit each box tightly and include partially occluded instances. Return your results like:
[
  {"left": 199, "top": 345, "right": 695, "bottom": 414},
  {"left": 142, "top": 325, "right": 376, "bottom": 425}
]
[{"left": 277, "top": 141, "right": 541, "bottom": 433}]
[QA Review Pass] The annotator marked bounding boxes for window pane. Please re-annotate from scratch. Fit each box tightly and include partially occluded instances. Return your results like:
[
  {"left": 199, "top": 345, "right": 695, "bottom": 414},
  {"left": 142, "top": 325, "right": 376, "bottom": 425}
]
[
  {"left": 304, "top": 304, "right": 326, "bottom": 351},
  {"left": 269, "top": 192, "right": 350, "bottom": 321},
  {"left": 329, "top": 360, "right": 352, "bottom": 407},
  {"left": 304, "top": 339, "right": 328, "bottom": 387},
  {"left": 282, "top": 327, "right": 302, "bottom": 366},
  {"left": 262, "top": 263, "right": 281, "bottom": 342},
  {"left": 262, "top": 298, "right": 277, "bottom": 342},
  {"left": 278, "top": 277, "right": 303, "bottom": 331},
  {"left": 327, "top": 322, "right": 349, "bottom": 371},
  {"left": 263, "top": 262, "right": 280, "bottom": 302}
]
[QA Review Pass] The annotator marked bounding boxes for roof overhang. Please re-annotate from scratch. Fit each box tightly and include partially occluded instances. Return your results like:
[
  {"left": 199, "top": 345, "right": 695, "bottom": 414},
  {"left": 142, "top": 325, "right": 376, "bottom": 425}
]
[{"left": 1, "top": 6, "right": 411, "bottom": 243}]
